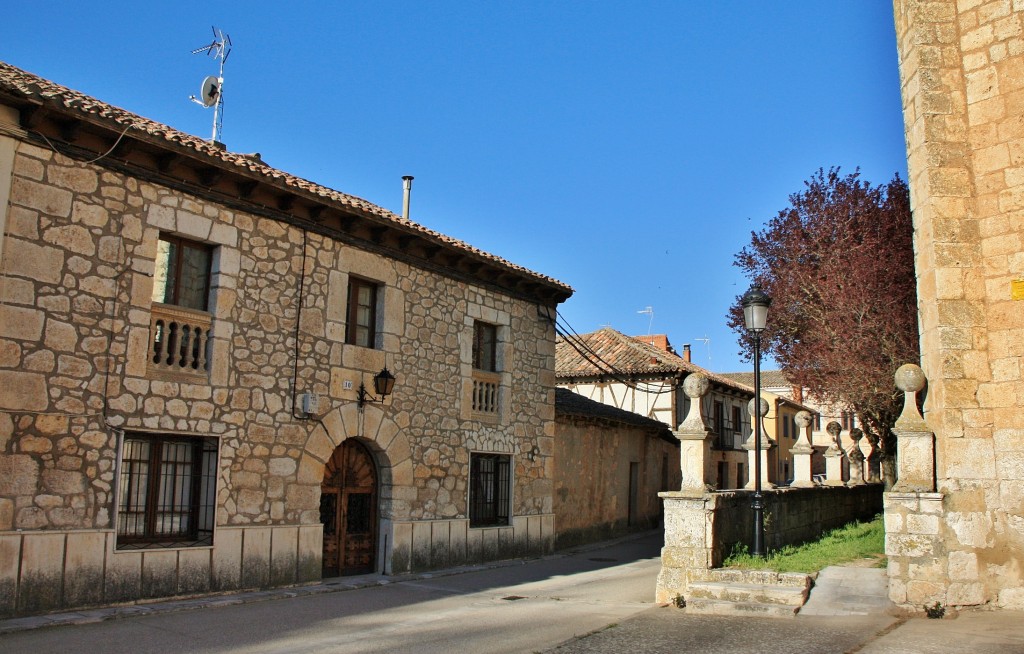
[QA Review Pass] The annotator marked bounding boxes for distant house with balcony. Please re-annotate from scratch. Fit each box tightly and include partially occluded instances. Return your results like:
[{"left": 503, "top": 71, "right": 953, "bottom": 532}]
[
  {"left": 556, "top": 328, "right": 817, "bottom": 489},
  {"left": 0, "top": 61, "right": 573, "bottom": 617}
]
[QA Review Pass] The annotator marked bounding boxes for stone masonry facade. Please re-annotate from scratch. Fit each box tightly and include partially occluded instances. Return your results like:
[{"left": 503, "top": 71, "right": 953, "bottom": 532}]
[
  {"left": 0, "top": 64, "right": 571, "bottom": 616},
  {"left": 890, "top": 0, "right": 1024, "bottom": 610}
]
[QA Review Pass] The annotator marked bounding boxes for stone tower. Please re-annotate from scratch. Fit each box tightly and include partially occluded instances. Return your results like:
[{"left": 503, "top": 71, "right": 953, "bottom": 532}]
[{"left": 890, "top": 0, "right": 1024, "bottom": 609}]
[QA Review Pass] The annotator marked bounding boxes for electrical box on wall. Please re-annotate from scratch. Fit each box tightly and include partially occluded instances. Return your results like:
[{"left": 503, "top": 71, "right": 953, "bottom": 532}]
[{"left": 300, "top": 392, "right": 320, "bottom": 416}]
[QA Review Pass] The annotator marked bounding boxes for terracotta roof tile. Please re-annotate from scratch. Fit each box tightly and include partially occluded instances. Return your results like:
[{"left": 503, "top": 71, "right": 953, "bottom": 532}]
[
  {"left": 555, "top": 326, "right": 753, "bottom": 394},
  {"left": 555, "top": 388, "right": 674, "bottom": 436},
  {"left": 0, "top": 61, "right": 571, "bottom": 297}
]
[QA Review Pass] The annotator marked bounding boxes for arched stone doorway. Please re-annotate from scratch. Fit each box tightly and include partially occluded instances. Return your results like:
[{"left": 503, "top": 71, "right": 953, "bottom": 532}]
[{"left": 320, "top": 439, "right": 377, "bottom": 576}]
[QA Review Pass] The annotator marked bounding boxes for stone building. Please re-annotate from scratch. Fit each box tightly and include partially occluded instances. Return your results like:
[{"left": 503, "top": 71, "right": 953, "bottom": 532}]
[
  {"left": 888, "top": 1, "right": 1024, "bottom": 610},
  {"left": 0, "top": 61, "right": 572, "bottom": 616},
  {"left": 553, "top": 388, "right": 680, "bottom": 548}
]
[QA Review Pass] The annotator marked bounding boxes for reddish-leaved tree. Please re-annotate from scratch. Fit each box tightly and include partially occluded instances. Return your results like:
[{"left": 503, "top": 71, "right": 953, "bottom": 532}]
[{"left": 728, "top": 168, "right": 918, "bottom": 485}]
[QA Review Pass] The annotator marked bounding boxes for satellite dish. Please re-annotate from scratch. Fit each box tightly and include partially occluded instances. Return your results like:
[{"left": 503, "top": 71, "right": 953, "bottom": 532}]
[{"left": 199, "top": 75, "right": 220, "bottom": 107}]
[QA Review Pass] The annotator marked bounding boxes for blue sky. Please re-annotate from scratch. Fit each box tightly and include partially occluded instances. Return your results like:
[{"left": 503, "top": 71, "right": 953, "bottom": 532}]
[{"left": 1, "top": 2, "right": 907, "bottom": 372}]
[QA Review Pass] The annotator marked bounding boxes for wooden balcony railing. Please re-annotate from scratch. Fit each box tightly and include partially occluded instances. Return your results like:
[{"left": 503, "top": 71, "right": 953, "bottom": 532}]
[
  {"left": 149, "top": 303, "right": 212, "bottom": 379},
  {"left": 471, "top": 370, "right": 501, "bottom": 416}
]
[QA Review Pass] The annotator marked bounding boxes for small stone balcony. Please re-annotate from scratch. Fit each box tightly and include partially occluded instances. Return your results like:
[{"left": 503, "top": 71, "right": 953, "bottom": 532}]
[{"left": 148, "top": 303, "right": 212, "bottom": 380}]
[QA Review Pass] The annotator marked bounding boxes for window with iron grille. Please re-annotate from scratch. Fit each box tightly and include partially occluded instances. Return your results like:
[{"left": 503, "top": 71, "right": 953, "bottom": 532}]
[
  {"left": 346, "top": 277, "right": 379, "bottom": 348},
  {"left": 469, "top": 453, "right": 510, "bottom": 527},
  {"left": 117, "top": 434, "right": 218, "bottom": 549}
]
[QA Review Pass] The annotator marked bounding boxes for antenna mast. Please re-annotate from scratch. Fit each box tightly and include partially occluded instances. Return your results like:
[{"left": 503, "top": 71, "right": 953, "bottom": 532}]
[
  {"left": 637, "top": 306, "right": 654, "bottom": 336},
  {"left": 189, "top": 27, "right": 232, "bottom": 143}
]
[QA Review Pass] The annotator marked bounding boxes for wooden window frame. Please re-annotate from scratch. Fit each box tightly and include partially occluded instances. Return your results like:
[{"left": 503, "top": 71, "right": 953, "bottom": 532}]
[
  {"left": 469, "top": 453, "right": 511, "bottom": 528},
  {"left": 153, "top": 234, "right": 212, "bottom": 312},
  {"left": 117, "top": 433, "right": 218, "bottom": 549},
  {"left": 472, "top": 321, "right": 498, "bottom": 372},
  {"left": 345, "top": 277, "right": 379, "bottom": 349}
]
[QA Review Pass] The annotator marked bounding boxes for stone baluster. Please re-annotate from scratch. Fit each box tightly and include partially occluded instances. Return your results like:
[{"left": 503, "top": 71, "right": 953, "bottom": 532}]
[
  {"left": 675, "top": 373, "right": 713, "bottom": 494},
  {"left": 865, "top": 432, "right": 881, "bottom": 483},
  {"left": 823, "top": 421, "right": 846, "bottom": 486},
  {"left": 789, "top": 410, "right": 815, "bottom": 487},
  {"left": 847, "top": 427, "right": 866, "bottom": 485},
  {"left": 892, "top": 364, "right": 935, "bottom": 492},
  {"left": 742, "top": 396, "right": 775, "bottom": 490}
]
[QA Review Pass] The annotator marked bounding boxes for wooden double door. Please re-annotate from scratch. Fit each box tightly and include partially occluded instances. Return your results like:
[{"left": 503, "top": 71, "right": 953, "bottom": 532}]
[{"left": 320, "top": 439, "right": 377, "bottom": 577}]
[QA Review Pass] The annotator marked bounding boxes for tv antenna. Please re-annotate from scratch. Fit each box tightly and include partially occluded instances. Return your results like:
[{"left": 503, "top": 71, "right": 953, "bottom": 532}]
[
  {"left": 189, "top": 27, "right": 232, "bottom": 143},
  {"left": 637, "top": 306, "right": 654, "bottom": 336},
  {"left": 695, "top": 335, "right": 712, "bottom": 366}
]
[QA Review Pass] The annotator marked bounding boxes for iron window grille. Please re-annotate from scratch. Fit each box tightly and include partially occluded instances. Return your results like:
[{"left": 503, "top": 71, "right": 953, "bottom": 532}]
[
  {"left": 117, "top": 434, "right": 218, "bottom": 549},
  {"left": 469, "top": 453, "right": 510, "bottom": 527}
]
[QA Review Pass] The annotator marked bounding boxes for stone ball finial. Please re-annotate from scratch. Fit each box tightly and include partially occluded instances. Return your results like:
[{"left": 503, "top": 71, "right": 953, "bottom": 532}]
[
  {"left": 747, "top": 397, "right": 769, "bottom": 418},
  {"left": 850, "top": 427, "right": 863, "bottom": 442},
  {"left": 826, "top": 421, "right": 842, "bottom": 437},
  {"left": 794, "top": 411, "right": 812, "bottom": 428},
  {"left": 895, "top": 363, "right": 926, "bottom": 393},
  {"left": 683, "top": 373, "right": 710, "bottom": 399}
]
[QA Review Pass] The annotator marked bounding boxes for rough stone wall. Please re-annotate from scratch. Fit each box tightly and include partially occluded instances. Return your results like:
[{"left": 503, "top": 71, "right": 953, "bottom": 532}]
[
  {"left": 892, "top": 0, "right": 1024, "bottom": 609},
  {"left": 552, "top": 416, "right": 680, "bottom": 548},
  {"left": 0, "top": 117, "right": 559, "bottom": 613}
]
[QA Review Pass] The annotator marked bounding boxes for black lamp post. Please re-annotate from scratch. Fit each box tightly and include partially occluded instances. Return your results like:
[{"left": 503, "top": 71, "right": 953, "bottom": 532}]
[
  {"left": 357, "top": 367, "right": 396, "bottom": 407},
  {"left": 741, "top": 284, "right": 771, "bottom": 557}
]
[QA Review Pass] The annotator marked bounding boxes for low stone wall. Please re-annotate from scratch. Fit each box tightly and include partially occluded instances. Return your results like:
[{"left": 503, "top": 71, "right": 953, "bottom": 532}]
[
  {"left": 0, "top": 525, "right": 322, "bottom": 616},
  {"left": 386, "top": 514, "right": 554, "bottom": 574},
  {"left": 657, "top": 484, "right": 883, "bottom": 602}
]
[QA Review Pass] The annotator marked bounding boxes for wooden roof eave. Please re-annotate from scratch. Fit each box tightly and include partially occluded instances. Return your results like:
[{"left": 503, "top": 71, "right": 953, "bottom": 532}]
[{"left": 3, "top": 92, "right": 572, "bottom": 305}]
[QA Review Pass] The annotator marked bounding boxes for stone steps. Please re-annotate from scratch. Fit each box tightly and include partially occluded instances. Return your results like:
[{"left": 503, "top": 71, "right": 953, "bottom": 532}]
[
  {"left": 684, "top": 597, "right": 803, "bottom": 618},
  {"left": 683, "top": 570, "right": 814, "bottom": 618}
]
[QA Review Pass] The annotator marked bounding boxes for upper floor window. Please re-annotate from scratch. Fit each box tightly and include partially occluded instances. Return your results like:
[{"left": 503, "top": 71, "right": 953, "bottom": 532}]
[
  {"left": 117, "top": 433, "right": 218, "bottom": 549},
  {"left": 153, "top": 234, "right": 212, "bottom": 311},
  {"left": 473, "top": 321, "right": 498, "bottom": 372},
  {"left": 841, "top": 411, "right": 856, "bottom": 431},
  {"left": 346, "top": 277, "right": 378, "bottom": 348},
  {"left": 731, "top": 406, "right": 742, "bottom": 434}
]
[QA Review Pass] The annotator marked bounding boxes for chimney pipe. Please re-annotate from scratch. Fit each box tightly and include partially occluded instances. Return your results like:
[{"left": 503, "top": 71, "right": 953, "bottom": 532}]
[
  {"left": 402, "top": 175, "right": 414, "bottom": 220},
  {"left": 683, "top": 343, "right": 691, "bottom": 363}
]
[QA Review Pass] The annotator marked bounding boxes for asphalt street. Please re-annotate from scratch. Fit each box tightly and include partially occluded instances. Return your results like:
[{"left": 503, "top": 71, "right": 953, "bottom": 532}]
[{"left": 0, "top": 533, "right": 665, "bottom": 653}]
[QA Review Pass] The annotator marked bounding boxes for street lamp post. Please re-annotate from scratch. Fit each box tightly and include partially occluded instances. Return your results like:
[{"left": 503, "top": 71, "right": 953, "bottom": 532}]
[{"left": 741, "top": 284, "right": 771, "bottom": 557}]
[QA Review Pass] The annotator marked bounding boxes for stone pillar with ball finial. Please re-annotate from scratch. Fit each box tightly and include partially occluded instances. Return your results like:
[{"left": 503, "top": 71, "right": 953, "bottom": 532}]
[
  {"left": 742, "top": 396, "right": 775, "bottom": 489},
  {"left": 824, "top": 420, "right": 846, "bottom": 486},
  {"left": 675, "top": 373, "right": 713, "bottom": 494},
  {"left": 789, "top": 410, "right": 815, "bottom": 487},
  {"left": 892, "top": 363, "right": 935, "bottom": 492},
  {"left": 848, "top": 427, "right": 866, "bottom": 485}
]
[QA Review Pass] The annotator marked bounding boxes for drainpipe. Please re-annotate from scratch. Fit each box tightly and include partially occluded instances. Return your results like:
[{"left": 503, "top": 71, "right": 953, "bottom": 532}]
[{"left": 402, "top": 175, "right": 413, "bottom": 220}]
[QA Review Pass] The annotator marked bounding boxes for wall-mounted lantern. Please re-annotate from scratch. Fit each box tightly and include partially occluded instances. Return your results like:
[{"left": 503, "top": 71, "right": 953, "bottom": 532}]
[{"left": 357, "top": 367, "right": 396, "bottom": 407}]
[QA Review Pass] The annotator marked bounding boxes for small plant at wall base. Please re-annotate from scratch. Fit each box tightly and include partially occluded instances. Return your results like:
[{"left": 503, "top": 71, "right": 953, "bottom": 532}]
[
  {"left": 673, "top": 594, "right": 686, "bottom": 609},
  {"left": 723, "top": 515, "right": 885, "bottom": 573},
  {"left": 924, "top": 602, "right": 945, "bottom": 619}
]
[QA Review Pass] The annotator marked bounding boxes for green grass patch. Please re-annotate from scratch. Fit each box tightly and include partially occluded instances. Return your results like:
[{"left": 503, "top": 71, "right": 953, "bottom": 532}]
[{"left": 723, "top": 515, "right": 885, "bottom": 573}]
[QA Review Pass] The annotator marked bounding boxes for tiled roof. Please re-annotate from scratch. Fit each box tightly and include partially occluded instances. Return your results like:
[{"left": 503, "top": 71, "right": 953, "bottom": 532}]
[
  {"left": 555, "top": 326, "right": 752, "bottom": 393},
  {"left": 0, "top": 61, "right": 572, "bottom": 299},
  {"left": 719, "top": 370, "right": 793, "bottom": 389},
  {"left": 555, "top": 388, "right": 674, "bottom": 436}
]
